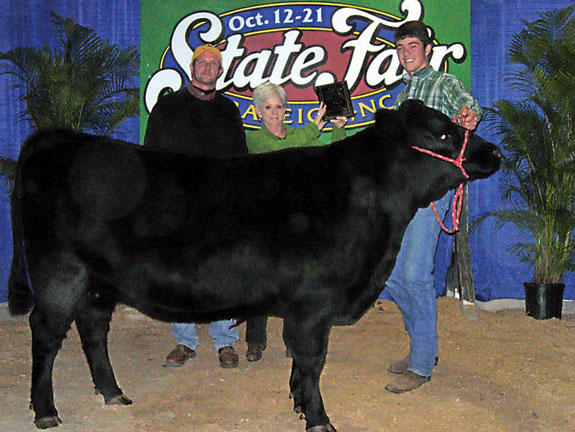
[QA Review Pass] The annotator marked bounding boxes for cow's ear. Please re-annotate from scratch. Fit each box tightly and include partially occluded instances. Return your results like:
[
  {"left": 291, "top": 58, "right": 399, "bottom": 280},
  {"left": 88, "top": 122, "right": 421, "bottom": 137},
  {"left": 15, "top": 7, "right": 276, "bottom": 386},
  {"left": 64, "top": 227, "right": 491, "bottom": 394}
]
[
  {"left": 397, "top": 99, "right": 424, "bottom": 115},
  {"left": 396, "top": 99, "right": 428, "bottom": 134},
  {"left": 374, "top": 108, "right": 402, "bottom": 137},
  {"left": 374, "top": 107, "right": 396, "bottom": 123}
]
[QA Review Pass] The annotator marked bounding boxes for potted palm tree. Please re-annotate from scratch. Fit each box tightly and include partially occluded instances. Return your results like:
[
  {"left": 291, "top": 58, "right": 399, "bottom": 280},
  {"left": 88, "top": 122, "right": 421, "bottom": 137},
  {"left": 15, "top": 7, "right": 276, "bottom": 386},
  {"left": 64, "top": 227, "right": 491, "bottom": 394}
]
[
  {"left": 481, "top": 5, "right": 575, "bottom": 319},
  {"left": 0, "top": 11, "right": 139, "bottom": 189}
]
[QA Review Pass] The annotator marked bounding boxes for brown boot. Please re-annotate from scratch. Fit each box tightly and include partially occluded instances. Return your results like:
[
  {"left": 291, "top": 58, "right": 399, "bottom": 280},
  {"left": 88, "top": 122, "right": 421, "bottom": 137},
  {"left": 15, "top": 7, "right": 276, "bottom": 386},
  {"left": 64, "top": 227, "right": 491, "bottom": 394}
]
[
  {"left": 246, "top": 343, "right": 266, "bottom": 362},
  {"left": 218, "top": 346, "right": 239, "bottom": 368},
  {"left": 163, "top": 344, "right": 196, "bottom": 367},
  {"left": 385, "top": 370, "right": 430, "bottom": 394}
]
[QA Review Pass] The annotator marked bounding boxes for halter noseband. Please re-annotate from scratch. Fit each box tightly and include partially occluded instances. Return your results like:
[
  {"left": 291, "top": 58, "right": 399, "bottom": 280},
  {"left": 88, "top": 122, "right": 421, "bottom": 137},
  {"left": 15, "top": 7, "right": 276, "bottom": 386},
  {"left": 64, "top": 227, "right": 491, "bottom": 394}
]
[{"left": 410, "top": 113, "right": 470, "bottom": 234}]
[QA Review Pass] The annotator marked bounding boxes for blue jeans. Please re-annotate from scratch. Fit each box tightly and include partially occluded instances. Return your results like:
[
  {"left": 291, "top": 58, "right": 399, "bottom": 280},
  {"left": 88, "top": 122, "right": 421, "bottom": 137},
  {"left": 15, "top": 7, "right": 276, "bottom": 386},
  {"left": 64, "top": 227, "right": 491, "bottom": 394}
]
[
  {"left": 170, "top": 321, "right": 239, "bottom": 352},
  {"left": 385, "top": 191, "right": 453, "bottom": 377}
]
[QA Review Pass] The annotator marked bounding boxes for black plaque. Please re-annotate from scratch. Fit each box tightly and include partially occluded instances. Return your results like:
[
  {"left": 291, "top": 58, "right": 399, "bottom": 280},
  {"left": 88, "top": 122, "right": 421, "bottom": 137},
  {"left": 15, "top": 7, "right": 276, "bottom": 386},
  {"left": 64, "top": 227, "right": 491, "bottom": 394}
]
[{"left": 314, "top": 81, "right": 354, "bottom": 120}]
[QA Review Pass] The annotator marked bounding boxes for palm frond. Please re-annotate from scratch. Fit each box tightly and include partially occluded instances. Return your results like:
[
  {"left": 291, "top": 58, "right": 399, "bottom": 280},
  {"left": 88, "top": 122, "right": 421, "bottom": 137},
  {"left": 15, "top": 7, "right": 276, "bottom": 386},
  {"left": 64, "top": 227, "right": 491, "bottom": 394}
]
[
  {"left": 0, "top": 157, "right": 17, "bottom": 191},
  {"left": 0, "top": 11, "right": 140, "bottom": 190},
  {"left": 0, "top": 11, "right": 139, "bottom": 135}
]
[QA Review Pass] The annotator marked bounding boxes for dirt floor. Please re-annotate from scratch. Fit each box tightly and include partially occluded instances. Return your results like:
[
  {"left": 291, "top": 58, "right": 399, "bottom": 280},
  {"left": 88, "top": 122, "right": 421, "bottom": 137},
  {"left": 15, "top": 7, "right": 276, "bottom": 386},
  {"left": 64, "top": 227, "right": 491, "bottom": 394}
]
[{"left": 1, "top": 297, "right": 574, "bottom": 432}]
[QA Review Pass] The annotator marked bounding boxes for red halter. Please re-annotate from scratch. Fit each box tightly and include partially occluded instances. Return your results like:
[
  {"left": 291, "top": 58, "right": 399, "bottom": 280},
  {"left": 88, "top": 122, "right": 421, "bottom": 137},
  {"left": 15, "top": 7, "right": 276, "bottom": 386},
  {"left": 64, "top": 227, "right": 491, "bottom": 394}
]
[{"left": 411, "top": 113, "right": 469, "bottom": 234}]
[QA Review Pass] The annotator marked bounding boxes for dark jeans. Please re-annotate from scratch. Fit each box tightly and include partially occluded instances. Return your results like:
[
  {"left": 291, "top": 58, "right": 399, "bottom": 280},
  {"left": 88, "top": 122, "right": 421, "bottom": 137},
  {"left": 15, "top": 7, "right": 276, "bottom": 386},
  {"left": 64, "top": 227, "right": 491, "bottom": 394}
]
[{"left": 245, "top": 315, "right": 267, "bottom": 346}]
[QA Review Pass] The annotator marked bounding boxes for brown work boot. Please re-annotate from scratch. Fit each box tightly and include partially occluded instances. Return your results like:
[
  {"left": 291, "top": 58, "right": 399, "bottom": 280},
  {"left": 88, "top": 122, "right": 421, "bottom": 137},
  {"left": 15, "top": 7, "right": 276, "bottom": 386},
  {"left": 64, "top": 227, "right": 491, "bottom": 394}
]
[
  {"left": 163, "top": 344, "right": 196, "bottom": 367},
  {"left": 218, "top": 346, "right": 239, "bottom": 368},
  {"left": 246, "top": 343, "right": 266, "bottom": 362},
  {"left": 385, "top": 370, "right": 430, "bottom": 394},
  {"left": 387, "top": 356, "right": 409, "bottom": 374}
]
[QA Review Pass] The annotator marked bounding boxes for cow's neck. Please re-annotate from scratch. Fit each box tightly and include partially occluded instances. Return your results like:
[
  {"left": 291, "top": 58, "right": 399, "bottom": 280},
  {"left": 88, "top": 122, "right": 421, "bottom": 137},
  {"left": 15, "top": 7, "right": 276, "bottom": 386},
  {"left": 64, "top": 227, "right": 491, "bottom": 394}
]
[{"left": 405, "top": 154, "right": 465, "bottom": 208}]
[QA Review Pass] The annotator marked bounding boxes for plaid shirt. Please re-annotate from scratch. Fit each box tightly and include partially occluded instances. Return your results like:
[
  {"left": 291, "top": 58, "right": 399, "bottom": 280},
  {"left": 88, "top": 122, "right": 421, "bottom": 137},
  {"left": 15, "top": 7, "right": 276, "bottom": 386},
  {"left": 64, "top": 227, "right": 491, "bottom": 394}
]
[{"left": 394, "top": 65, "right": 482, "bottom": 123}]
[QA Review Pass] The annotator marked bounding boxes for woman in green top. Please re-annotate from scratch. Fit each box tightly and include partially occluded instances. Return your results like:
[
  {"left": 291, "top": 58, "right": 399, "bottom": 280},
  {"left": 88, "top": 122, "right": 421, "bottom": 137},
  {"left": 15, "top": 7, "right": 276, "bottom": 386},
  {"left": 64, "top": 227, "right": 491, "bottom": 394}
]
[
  {"left": 246, "top": 82, "right": 347, "bottom": 154},
  {"left": 244, "top": 81, "right": 348, "bottom": 362}
]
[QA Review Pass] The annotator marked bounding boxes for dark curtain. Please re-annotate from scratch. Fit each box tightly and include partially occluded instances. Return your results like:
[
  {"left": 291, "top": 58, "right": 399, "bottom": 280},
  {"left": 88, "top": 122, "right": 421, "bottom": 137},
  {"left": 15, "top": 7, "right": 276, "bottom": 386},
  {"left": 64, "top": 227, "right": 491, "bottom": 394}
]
[{"left": 0, "top": 0, "right": 573, "bottom": 302}]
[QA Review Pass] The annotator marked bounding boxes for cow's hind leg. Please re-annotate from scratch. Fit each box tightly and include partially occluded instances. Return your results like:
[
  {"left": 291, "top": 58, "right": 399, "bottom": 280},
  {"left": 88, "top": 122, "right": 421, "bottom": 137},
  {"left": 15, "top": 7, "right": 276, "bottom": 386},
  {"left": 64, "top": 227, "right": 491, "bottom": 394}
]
[
  {"left": 283, "top": 315, "right": 336, "bottom": 432},
  {"left": 288, "top": 360, "right": 303, "bottom": 413},
  {"left": 29, "top": 307, "right": 70, "bottom": 429},
  {"left": 28, "top": 253, "right": 89, "bottom": 429},
  {"left": 74, "top": 280, "right": 132, "bottom": 406},
  {"left": 283, "top": 322, "right": 304, "bottom": 413}
]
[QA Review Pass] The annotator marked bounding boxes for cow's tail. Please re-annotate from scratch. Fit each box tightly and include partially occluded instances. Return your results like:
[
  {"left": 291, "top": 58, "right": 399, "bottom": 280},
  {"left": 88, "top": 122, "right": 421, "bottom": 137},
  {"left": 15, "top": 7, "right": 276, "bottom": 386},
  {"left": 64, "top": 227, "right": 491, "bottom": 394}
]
[{"left": 8, "top": 135, "right": 34, "bottom": 316}]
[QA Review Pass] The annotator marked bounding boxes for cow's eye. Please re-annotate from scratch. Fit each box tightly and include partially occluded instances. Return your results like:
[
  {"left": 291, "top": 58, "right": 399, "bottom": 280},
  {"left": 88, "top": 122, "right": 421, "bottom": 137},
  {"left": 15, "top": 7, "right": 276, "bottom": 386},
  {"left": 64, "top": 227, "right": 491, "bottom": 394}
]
[{"left": 440, "top": 134, "right": 450, "bottom": 141}]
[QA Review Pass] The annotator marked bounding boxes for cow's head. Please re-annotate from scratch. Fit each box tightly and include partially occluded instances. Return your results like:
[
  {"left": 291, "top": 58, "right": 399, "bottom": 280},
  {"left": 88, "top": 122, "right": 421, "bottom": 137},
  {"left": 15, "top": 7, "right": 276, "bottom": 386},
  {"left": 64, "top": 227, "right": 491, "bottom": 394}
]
[{"left": 391, "top": 99, "right": 501, "bottom": 181}]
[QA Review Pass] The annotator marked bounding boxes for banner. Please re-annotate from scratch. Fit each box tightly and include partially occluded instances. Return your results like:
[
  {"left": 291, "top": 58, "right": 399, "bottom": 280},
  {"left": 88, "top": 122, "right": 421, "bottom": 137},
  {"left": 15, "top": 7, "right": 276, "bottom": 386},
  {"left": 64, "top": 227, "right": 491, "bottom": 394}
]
[{"left": 140, "top": 0, "right": 471, "bottom": 142}]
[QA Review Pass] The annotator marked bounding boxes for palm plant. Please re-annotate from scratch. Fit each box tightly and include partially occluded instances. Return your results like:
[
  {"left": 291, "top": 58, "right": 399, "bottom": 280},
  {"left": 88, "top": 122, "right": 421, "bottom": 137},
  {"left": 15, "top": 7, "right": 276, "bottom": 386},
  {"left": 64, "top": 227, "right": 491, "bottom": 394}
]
[
  {"left": 0, "top": 11, "right": 139, "bottom": 188},
  {"left": 482, "top": 5, "right": 575, "bottom": 284}
]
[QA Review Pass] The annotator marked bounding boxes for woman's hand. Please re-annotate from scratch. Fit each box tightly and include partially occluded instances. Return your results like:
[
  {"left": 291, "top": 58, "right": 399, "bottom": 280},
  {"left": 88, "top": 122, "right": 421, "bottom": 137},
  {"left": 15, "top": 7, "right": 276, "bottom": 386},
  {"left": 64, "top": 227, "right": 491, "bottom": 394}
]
[
  {"left": 331, "top": 116, "right": 348, "bottom": 128},
  {"left": 313, "top": 102, "right": 328, "bottom": 130}
]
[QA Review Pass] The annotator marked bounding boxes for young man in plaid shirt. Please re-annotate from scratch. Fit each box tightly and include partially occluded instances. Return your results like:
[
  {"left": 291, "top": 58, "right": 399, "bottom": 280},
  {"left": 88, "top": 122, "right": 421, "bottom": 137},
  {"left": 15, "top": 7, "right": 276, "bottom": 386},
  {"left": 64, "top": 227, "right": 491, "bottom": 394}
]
[{"left": 384, "top": 21, "right": 482, "bottom": 394}]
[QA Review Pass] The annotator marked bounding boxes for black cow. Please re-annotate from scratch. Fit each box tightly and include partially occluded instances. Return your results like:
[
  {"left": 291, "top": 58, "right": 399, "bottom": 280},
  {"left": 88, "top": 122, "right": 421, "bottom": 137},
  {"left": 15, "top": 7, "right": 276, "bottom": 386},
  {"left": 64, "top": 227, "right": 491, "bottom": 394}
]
[{"left": 8, "top": 100, "right": 501, "bottom": 431}]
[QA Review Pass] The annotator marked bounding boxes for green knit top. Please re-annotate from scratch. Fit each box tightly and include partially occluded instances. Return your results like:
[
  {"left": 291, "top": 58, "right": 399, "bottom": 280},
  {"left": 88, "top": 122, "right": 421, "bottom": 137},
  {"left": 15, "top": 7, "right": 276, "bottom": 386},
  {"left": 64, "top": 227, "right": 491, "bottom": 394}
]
[{"left": 246, "top": 123, "right": 346, "bottom": 154}]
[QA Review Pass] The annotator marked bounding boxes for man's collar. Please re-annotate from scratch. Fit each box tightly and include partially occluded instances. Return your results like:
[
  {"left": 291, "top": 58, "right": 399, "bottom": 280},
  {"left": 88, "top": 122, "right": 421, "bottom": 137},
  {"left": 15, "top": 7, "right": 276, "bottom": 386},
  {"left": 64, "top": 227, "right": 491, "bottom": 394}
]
[{"left": 403, "top": 64, "right": 434, "bottom": 82}]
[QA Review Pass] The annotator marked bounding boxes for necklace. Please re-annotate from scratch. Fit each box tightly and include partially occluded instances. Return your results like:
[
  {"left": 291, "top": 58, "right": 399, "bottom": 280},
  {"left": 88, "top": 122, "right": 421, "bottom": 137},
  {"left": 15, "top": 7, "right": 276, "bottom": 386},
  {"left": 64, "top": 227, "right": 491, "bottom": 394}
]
[
  {"left": 190, "top": 83, "right": 216, "bottom": 95},
  {"left": 188, "top": 82, "right": 217, "bottom": 101}
]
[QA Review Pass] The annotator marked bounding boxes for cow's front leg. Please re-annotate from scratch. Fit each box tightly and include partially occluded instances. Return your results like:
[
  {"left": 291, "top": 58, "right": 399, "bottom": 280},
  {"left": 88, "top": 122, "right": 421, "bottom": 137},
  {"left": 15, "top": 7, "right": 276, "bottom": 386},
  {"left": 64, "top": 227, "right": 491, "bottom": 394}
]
[
  {"left": 75, "top": 286, "right": 131, "bottom": 406},
  {"left": 283, "top": 315, "right": 336, "bottom": 432}
]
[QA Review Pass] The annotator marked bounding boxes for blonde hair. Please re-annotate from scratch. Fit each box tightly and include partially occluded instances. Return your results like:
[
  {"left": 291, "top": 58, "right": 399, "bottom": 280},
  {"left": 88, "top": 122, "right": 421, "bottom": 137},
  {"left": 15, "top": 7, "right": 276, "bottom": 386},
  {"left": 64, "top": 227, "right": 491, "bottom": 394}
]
[{"left": 252, "top": 82, "right": 287, "bottom": 111}]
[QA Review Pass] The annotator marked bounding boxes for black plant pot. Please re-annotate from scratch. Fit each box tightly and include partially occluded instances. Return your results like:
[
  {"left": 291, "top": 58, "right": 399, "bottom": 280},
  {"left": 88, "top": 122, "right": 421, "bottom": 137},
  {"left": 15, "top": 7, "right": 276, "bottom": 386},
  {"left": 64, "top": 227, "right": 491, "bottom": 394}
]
[{"left": 524, "top": 282, "right": 565, "bottom": 320}]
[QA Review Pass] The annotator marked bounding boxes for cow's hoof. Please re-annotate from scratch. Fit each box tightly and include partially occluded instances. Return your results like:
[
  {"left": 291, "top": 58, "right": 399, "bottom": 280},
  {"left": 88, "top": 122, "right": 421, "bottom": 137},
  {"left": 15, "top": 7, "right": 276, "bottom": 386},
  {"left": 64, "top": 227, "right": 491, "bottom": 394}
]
[
  {"left": 306, "top": 424, "right": 337, "bottom": 432},
  {"left": 34, "top": 415, "right": 62, "bottom": 429},
  {"left": 106, "top": 394, "right": 133, "bottom": 405}
]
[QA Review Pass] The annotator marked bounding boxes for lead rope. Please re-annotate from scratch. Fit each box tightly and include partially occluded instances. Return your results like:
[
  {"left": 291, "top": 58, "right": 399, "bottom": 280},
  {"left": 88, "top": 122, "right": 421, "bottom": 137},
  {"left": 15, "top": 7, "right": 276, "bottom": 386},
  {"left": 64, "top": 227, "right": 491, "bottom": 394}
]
[{"left": 411, "top": 114, "right": 469, "bottom": 234}]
